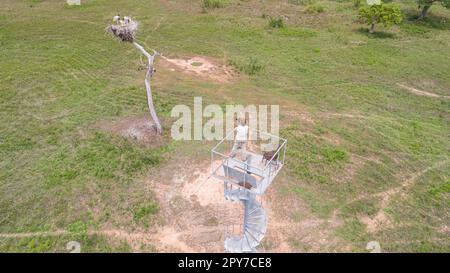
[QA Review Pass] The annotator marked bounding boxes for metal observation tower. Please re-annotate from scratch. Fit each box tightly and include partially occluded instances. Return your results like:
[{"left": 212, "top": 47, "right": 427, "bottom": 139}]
[{"left": 211, "top": 129, "right": 287, "bottom": 253}]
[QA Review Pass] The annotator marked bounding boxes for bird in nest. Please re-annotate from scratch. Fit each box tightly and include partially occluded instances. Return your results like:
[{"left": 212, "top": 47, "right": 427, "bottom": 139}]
[{"left": 113, "top": 14, "right": 133, "bottom": 26}]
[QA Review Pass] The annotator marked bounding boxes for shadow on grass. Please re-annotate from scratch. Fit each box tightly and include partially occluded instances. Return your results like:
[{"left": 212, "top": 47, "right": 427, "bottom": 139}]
[
  {"left": 403, "top": 8, "right": 450, "bottom": 31},
  {"left": 356, "top": 28, "right": 395, "bottom": 39}
]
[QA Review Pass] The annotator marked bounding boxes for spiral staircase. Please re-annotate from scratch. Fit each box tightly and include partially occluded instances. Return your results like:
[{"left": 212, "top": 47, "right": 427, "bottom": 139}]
[
  {"left": 217, "top": 153, "right": 284, "bottom": 253},
  {"left": 223, "top": 185, "right": 267, "bottom": 253}
]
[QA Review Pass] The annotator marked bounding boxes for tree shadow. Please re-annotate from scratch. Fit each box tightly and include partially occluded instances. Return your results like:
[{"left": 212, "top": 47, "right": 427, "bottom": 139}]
[
  {"left": 403, "top": 7, "right": 450, "bottom": 31},
  {"left": 356, "top": 28, "right": 395, "bottom": 39}
]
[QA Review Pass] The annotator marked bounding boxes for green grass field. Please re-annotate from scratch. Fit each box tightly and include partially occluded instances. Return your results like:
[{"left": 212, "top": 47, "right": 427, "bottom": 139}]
[{"left": 0, "top": 0, "right": 449, "bottom": 252}]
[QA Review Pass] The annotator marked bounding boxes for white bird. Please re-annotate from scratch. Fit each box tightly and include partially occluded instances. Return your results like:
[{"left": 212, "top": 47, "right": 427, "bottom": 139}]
[
  {"left": 124, "top": 16, "right": 131, "bottom": 24},
  {"left": 113, "top": 15, "right": 120, "bottom": 23}
]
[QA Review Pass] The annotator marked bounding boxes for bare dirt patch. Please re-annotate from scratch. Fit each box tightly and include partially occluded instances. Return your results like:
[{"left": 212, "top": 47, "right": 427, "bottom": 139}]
[
  {"left": 95, "top": 116, "right": 166, "bottom": 146},
  {"left": 155, "top": 226, "right": 196, "bottom": 252},
  {"left": 146, "top": 160, "right": 240, "bottom": 252},
  {"left": 160, "top": 56, "right": 235, "bottom": 83},
  {"left": 181, "top": 164, "right": 229, "bottom": 207},
  {"left": 361, "top": 212, "right": 391, "bottom": 234}
]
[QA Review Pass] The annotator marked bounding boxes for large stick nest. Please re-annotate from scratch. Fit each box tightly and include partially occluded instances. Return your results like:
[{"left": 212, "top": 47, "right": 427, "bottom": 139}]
[{"left": 107, "top": 17, "right": 138, "bottom": 42}]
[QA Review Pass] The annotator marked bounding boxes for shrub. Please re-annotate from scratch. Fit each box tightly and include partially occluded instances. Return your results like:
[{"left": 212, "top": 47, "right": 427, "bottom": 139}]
[
  {"left": 268, "top": 17, "right": 285, "bottom": 28},
  {"left": 245, "top": 57, "right": 265, "bottom": 75},
  {"left": 133, "top": 202, "right": 159, "bottom": 222},
  {"left": 67, "top": 221, "right": 89, "bottom": 240},
  {"left": 305, "top": 4, "right": 325, "bottom": 13},
  {"left": 18, "top": 238, "right": 52, "bottom": 253},
  {"left": 229, "top": 57, "right": 265, "bottom": 75},
  {"left": 417, "top": 0, "right": 450, "bottom": 19},
  {"left": 67, "top": 221, "right": 88, "bottom": 234},
  {"left": 201, "top": 0, "right": 226, "bottom": 9},
  {"left": 358, "top": 3, "right": 403, "bottom": 33}
]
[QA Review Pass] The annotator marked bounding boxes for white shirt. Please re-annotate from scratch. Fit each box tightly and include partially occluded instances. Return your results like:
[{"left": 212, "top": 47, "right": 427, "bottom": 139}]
[{"left": 235, "top": 125, "right": 248, "bottom": 141}]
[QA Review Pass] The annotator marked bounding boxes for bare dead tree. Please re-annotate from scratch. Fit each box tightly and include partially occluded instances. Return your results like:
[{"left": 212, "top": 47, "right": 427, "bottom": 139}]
[{"left": 107, "top": 15, "right": 162, "bottom": 134}]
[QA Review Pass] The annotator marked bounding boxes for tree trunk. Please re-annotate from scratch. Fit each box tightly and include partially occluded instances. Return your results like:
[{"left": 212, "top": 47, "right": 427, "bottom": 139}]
[
  {"left": 419, "top": 4, "right": 431, "bottom": 19},
  {"left": 369, "top": 23, "right": 375, "bottom": 34},
  {"left": 132, "top": 42, "right": 163, "bottom": 134}
]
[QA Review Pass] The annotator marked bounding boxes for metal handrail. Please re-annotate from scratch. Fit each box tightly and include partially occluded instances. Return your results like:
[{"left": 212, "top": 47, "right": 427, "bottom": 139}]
[
  {"left": 212, "top": 150, "right": 265, "bottom": 174},
  {"left": 212, "top": 128, "right": 288, "bottom": 174},
  {"left": 263, "top": 142, "right": 283, "bottom": 170}
]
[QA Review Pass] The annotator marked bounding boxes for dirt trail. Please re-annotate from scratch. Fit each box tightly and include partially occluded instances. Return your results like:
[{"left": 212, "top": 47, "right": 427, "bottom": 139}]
[
  {"left": 358, "top": 159, "right": 449, "bottom": 233},
  {"left": 396, "top": 83, "right": 450, "bottom": 99},
  {"left": 0, "top": 230, "right": 67, "bottom": 238}
]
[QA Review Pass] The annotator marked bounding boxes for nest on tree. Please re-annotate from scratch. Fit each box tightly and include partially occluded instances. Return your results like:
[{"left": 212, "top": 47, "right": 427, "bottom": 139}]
[{"left": 107, "top": 20, "right": 138, "bottom": 42}]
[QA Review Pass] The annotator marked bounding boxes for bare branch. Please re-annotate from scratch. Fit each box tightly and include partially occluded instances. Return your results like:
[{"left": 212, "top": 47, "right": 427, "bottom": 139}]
[{"left": 107, "top": 16, "right": 162, "bottom": 134}]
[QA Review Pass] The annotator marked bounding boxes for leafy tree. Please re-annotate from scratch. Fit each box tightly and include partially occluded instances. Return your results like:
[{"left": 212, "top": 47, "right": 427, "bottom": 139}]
[
  {"left": 358, "top": 3, "right": 403, "bottom": 33},
  {"left": 417, "top": 0, "right": 450, "bottom": 19}
]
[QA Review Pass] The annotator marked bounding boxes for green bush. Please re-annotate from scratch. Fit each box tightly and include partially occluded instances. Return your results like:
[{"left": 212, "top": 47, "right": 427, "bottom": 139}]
[
  {"left": 133, "top": 202, "right": 159, "bottom": 222},
  {"left": 67, "top": 220, "right": 89, "bottom": 240},
  {"left": 67, "top": 221, "right": 88, "bottom": 234},
  {"left": 229, "top": 57, "right": 265, "bottom": 75},
  {"left": 268, "top": 17, "right": 285, "bottom": 28},
  {"left": 201, "top": 0, "right": 226, "bottom": 9},
  {"left": 18, "top": 238, "right": 52, "bottom": 253},
  {"left": 245, "top": 57, "right": 265, "bottom": 75},
  {"left": 417, "top": 0, "right": 450, "bottom": 19},
  {"left": 358, "top": 4, "right": 403, "bottom": 33},
  {"left": 305, "top": 4, "right": 325, "bottom": 14}
]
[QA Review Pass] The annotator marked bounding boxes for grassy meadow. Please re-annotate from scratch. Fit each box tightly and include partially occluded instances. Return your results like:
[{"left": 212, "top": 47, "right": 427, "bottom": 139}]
[{"left": 0, "top": 0, "right": 449, "bottom": 252}]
